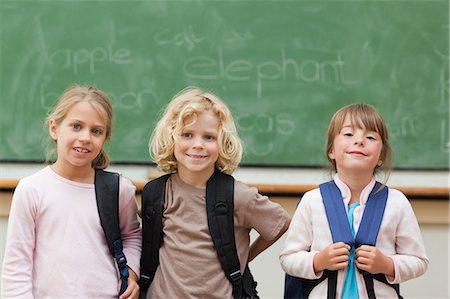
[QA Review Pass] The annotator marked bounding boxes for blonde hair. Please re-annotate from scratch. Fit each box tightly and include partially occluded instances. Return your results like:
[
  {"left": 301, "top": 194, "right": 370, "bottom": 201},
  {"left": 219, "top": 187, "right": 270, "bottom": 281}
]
[
  {"left": 326, "top": 103, "right": 392, "bottom": 182},
  {"left": 45, "top": 85, "right": 113, "bottom": 169},
  {"left": 150, "top": 87, "right": 243, "bottom": 174}
]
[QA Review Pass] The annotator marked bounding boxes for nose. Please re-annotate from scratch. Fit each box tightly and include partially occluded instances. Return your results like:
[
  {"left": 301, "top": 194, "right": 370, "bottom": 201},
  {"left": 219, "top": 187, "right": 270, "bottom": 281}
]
[
  {"left": 192, "top": 136, "right": 204, "bottom": 148},
  {"left": 353, "top": 134, "right": 364, "bottom": 146},
  {"left": 78, "top": 129, "right": 91, "bottom": 143}
]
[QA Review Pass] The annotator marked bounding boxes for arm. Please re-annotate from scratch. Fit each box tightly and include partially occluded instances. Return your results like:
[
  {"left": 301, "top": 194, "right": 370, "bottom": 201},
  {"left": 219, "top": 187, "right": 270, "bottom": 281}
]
[
  {"left": 248, "top": 216, "right": 290, "bottom": 262},
  {"left": 356, "top": 190, "right": 428, "bottom": 283},
  {"left": 354, "top": 245, "right": 394, "bottom": 276},
  {"left": 1, "top": 182, "right": 36, "bottom": 298},
  {"left": 118, "top": 177, "right": 142, "bottom": 279},
  {"left": 118, "top": 267, "right": 140, "bottom": 299},
  {"left": 313, "top": 242, "right": 350, "bottom": 273},
  {"left": 279, "top": 190, "right": 340, "bottom": 279},
  {"left": 385, "top": 193, "right": 428, "bottom": 283}
]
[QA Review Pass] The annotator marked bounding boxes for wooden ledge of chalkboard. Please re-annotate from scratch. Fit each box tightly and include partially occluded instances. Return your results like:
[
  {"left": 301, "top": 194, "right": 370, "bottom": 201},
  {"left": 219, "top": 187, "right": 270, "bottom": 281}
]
[{"left": 0, "top": 180, "right": 448, "bottom": 199}]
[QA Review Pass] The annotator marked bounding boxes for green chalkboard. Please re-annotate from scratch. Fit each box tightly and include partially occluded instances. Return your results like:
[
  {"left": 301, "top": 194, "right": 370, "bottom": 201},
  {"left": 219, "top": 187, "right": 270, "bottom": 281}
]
[{"left": 0, "top": 0, "right": 448, "bottom": 169}]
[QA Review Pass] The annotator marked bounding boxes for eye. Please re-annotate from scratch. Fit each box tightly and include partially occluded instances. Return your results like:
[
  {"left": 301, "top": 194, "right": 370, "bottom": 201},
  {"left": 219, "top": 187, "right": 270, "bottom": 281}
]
[
  {"left": 366, "top": 135, "right": 377, "bottom": 141},
  {"left": 343, "top": 132, "right": 353, "bottom": 137},
  {"left": 71, "top": 123, "right": 81, "bottom": 130},
  {"left": 204, "top": 135, "right": 216, "bottom": 141},
  {"left": 91, "top": 128, "right": 103, "bottom": 136},
  {"left": 181, "top": 132, "right": 192, "bottom": 138}
]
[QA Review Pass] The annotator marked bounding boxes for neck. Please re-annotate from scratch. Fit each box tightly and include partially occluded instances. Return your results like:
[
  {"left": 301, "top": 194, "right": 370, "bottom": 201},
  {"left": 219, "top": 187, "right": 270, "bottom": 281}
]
[
  {"left": 51, "top": 162, "right": 95, "bottom": 184},
  {"left": 337, "top": 170, "right": 374, "bottom": 203},
  {"left": 177, "top": 167, "right": 215, "bottom": 189}
]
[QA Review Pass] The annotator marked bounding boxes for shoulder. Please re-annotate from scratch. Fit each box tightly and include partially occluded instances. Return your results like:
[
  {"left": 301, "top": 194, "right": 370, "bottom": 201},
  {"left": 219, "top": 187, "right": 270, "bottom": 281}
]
[
  {"left": 233, "top": 179, "right": 287, "bottom": 215},
  {"left": 118, "top": 174, "right": 136, "bottom": 201},
  {"left": 16, "top": 166, "right": 53, "bottom": 191},
  {"left": 142, "top": 174, "right": 171, "bottom": 192},
  {"left": 298, "top": 187, "right": 322, "bottom": 206},
  {"left": 386, "top": 187, "right": 411, "bottom": 208},
  {"left": 119, "top": 175, "right": 136, "bottom": 192},
  {"left": 233, "top": 179, "right": 258, "bottom": 199}
]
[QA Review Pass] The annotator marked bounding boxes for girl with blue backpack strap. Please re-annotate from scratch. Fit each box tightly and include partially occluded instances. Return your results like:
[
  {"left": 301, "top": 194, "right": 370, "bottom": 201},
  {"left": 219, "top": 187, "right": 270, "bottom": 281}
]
[{"left": 280, "top": 103, "right": 428, "bottom": 299}]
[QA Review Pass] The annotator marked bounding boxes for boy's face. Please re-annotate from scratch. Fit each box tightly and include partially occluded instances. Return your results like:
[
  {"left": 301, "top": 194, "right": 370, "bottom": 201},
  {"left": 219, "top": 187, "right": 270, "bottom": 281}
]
[{"left": 174, "top": 110, "right": 220, "bottom": 186}]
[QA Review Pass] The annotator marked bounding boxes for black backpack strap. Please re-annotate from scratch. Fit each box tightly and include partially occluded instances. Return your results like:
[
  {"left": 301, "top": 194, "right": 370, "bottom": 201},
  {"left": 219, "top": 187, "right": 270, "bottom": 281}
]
[
  {"left": 206, "top": 170, "right": 258, "bottom": 299},
  {"left": 206, "top": 170, "right": 242, "bottom": 297},
  {"left": 95, "top": 169, "right": 129, "bottom": 298},
  {"left": 138, "top": 173, "right": 171, "bottom": 299},
  {"left": 362, "top": 272, "right": 403, "bottom": 299}
]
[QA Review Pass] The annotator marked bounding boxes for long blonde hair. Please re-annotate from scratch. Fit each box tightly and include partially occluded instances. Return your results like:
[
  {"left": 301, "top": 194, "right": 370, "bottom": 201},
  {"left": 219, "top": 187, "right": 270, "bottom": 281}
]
[
  {"left": 150, "top": 87, "right": 243, "bottom": 174},
  {"left": 45, "top": 85, "right": 113, "bottom": 169}
]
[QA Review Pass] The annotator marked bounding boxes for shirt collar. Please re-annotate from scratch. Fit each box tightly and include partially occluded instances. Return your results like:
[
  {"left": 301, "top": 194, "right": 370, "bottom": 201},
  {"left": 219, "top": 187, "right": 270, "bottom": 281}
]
[{"left": 333, "top": 174, "right": 376, "bottom": 206}]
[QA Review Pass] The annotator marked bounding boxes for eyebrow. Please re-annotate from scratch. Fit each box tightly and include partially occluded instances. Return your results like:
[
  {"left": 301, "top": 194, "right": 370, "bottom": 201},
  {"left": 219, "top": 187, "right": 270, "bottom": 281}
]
[{"left": 68, "top": 118, "right": 105, "bottom": 128}]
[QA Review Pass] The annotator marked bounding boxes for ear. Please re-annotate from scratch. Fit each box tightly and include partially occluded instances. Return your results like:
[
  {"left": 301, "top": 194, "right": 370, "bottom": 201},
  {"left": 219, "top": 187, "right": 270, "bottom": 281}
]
[
  {"left": 377, "top": 159, "right": 383, "bottom": 166},
  {"left": 328, "top": 149, "right": 335, "bottom": 160},
  {"left": 49, "top": 119, "right": 58, "bottom": 141}
]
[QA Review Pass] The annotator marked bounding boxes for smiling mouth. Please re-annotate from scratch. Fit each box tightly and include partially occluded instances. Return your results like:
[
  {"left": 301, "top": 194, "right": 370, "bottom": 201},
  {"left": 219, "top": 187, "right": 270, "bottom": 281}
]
[
  {"left": 187, "top": 154, "right": 207, "bottom": 159},
  {"left": 74, "top": 147, "right": 90, "bottom": 153},
  {"left": 348, "top": 151, "right": 366, "bottom": 156}
]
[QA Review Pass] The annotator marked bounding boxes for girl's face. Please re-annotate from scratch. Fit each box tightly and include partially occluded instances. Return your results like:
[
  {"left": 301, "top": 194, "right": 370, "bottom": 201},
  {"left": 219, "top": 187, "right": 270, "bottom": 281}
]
[
  {"left": 328, "top": 115, "right": 383, "bottom": 177},
  {"left": 49, "top": 101, "right": 107, "bottom": 175},
  {"left": 174, "top": 110, "right": 220, "bottom": 185}
]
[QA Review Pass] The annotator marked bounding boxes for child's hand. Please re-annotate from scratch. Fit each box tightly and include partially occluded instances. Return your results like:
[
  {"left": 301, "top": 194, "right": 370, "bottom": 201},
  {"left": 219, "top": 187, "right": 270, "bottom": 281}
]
[
  {"left": 118, "top": 268, "right": 140, "bottom": 299},
  {"left": 313, "top": 242, "right": 350, "bottom": 273},
  {"left": 355, "top": 245, "right": 394, "bottom": 276}
]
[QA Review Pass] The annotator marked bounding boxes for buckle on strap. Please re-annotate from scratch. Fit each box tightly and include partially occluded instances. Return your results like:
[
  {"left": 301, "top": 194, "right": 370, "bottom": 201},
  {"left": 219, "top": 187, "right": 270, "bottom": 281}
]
[
  {"left": 139, "top": 274, "right": 151, "bottom": 285},
  {"left": 230, "top": 270, "right": 242, "bottom": 283},
  {"left": 116, "top": 255, "right": 127, "bottom": 268}
]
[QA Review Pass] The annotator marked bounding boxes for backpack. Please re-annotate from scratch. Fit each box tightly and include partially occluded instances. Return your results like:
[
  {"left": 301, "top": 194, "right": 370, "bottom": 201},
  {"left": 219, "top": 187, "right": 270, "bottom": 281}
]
[
  {"left": 94, "top": 169, "right": 129, "bottom": 299},
  {"left": 284, "top": 181, "right": 402, "bottom": 299},
  {"left": 138, "top": 169, "right": 259, "bottom": 299}
]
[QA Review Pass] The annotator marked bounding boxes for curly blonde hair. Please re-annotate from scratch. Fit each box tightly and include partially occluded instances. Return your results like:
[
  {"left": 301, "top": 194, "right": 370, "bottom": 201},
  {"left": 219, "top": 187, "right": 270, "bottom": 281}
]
[
  {"left": 45, "top": 84, "right": 113, "bottom": 169},
  {"left": 150, "top": 87, "right": 243, "bottom": 174},
  {"left": 326, "top": 103, "right": 392, "bottom": 182}
]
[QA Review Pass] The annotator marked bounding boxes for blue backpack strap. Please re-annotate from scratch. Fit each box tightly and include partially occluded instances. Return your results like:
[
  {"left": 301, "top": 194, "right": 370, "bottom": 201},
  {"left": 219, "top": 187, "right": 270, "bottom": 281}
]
[
  {"left": 284, "top": 181, "right": 399, "bottom": 299},
  {"left": 138, "top": 173, "right": 171, "bottom": 299},
  {"left": 283, "top": 181, "right": 347, "bottom": 299},
  {"left": 355, "top": 183, "right": 402, "bottom": 299},
  {"left": 319, "top": 181, "right": 354, "bottom": 246},
  {"left": 354, "top": 182, "right": 388, "bottom": 247},
  {"left": 94, "top": 169, "right": 129, "bottom": 299}
]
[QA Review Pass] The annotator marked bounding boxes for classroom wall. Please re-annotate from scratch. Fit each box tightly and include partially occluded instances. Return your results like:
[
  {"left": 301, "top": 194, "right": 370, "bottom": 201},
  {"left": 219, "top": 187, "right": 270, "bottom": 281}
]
[
  {"left": 0, "top": 164, "right": 449, "bottom": 298},
  {"left": 0, "top": 193, "right": 448, "bottom": 299}
]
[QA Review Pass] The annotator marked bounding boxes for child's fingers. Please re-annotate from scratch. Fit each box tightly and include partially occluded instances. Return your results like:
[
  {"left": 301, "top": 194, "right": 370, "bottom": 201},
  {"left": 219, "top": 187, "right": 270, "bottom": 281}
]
[
  {"left": 355, "top": 247, "right": 375, "bottom": 259},
  {"left": 119, "top": 281, "right": 140, "bottom": 299},
  {"left": 332, "top": 245, "right": 350, "bottom": 257},
  {"left": 331, "top": 242, "right": 349, "bottom": 249},
  {"left": 330, "top": 260, "right": 349, "bottom": 271},
  {"left": 355, "top": 245, "right": 374, "bottom": 254}
]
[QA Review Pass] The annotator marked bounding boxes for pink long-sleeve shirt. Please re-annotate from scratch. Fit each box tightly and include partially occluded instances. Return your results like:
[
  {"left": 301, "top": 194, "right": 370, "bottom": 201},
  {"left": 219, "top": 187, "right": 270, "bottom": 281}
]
[
  {"left": 1, "top": 166, "right": 142, "bottom": 299},
  {"left": 280, "top": 175, "right": 428, "bottom": 299}
]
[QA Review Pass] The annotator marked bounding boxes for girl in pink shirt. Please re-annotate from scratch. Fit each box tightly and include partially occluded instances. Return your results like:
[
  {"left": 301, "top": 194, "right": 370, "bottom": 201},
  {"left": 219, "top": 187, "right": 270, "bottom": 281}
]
[
  {"left": 1, "top": 85, "right": 141, "bottom": 299},
  {"left": 280, "top": 103, "right": 428, "bottom": 298}
]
